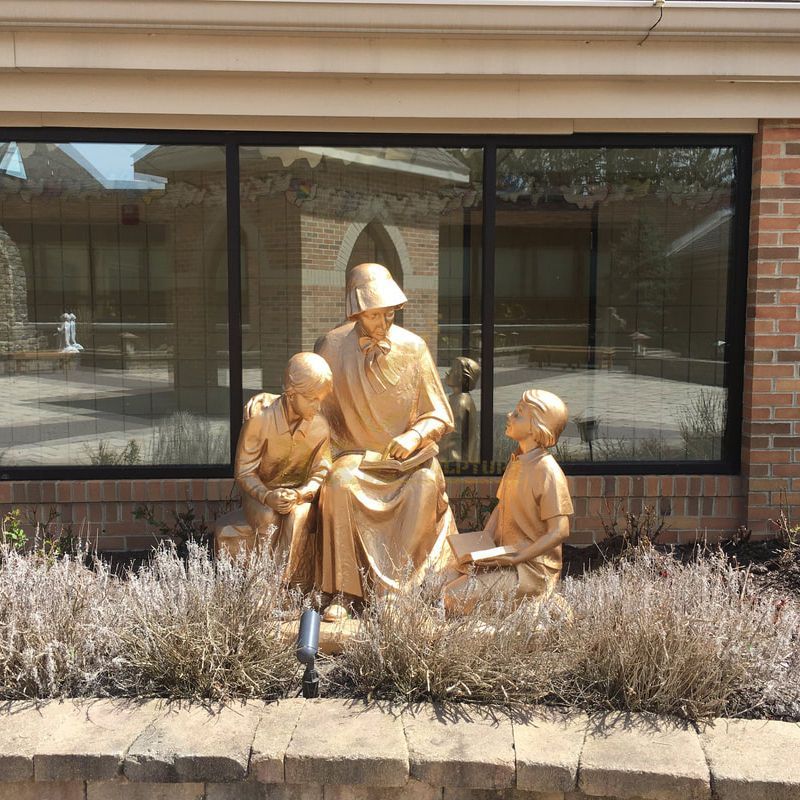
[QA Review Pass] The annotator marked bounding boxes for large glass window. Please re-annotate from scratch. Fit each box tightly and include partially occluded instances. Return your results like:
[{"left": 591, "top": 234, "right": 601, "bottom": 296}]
[
  {"left": 239, "top": 145, "right": 483, "bottom": 469},
  {"left": 0, "top": 135, "right": 745, "bottom": 477},
  {"left": 0, "top": 142, "right": 228, "bottom": 466},
  {"left": 494, "top": 147, "right": 736, "bottom": 465}
]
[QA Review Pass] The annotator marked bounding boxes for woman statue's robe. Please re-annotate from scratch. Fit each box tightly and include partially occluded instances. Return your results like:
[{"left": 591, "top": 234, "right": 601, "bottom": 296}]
[{"left": 315, "top": 321, "right": 458, "bottom": 598}]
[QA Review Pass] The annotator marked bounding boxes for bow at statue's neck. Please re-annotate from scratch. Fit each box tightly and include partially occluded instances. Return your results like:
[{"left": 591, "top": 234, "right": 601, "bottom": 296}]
[{"left": 355, "top": 321, "right": 392, "bottom": 354}]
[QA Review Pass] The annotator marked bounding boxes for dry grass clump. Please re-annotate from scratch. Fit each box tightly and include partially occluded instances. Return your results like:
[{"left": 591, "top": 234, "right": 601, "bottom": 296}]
[
  {"left": 0, "top": 541, "right": 301, "bottom": 701},
  {"left": 108, "top": 542, "right": 301, "bottom": 700},
  {"left": 335, "top": 572, "right": 566, "bottom": 706},
  {"left": 0, "top": 535, "right": 796, "bottom": 718},
  {"left": 557, "top": 549, "right": 800, "bottom": 719},
  {"left": 336, "top": 550, "right": 800, "bottom": 720},
  {"left": 0, "top": 546, "right": 116, "bottom": 698}
]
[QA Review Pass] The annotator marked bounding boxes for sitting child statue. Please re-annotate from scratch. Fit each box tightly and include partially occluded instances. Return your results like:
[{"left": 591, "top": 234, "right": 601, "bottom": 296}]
[
  {"left": 214, "top": 352, "right": 333, "bottom": 591},
  {"left": 443, "top": 388, "right": 573, "bottom": 614}
]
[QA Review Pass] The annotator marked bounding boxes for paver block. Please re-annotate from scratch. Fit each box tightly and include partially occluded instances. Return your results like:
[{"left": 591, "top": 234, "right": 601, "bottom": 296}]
[
  {"left": 325, "top": 780, "right": 441, "bottom": 799},
  {"left": 513, "top": 710, "right": 588, "bottom": 792},
  {"left": 564, "top": 794, "right": 628, "bottom": 800},
  {"left": 0, "top": 780, "right": 84, "bottom": 800},
  {"left": 285, "top": 699, "right": 408, "bottom": 787},
  {"left": 206, "top": 781, "right": 323, "bottom": 799},
  {"left": 0, "top": 703, "right": 54, "bottom": 780},
  {"left": 699, "top": 718, "right": 800, "bottom": 800},
  {"left": 87, "top": 781, "right": 205, "bottom": 799},
  {"left": 32, "top": 700, "right": 162, "bottom": 782},
  {"left": 403, "top": 704, "right": 515, "bottom": 790},
  {"left": 443, "top": 791, "right": 563, "bottom": 800},
  {"left": 251, "top": 698, "right": 305, "bottom": 783},
  {"left": 579, "top": 714, "right": 710, "bottom": 800},
  {"left": 125, "top": 701, "right": 262, "bottom": 783}
]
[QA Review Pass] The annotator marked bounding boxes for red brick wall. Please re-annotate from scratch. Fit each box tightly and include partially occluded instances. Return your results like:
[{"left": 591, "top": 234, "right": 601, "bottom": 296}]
[
  {"left": 742, "top": 119, "right": 800, "bottom": 533},
  {"left": 0, "top": 474, "right": 745, "bottom": 551}
]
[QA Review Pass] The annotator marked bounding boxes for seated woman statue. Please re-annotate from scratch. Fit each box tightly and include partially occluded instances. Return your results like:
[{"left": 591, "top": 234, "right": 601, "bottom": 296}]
[
  {"left": 216, "top": 352, "right": 333, "bottom": 591},
  {"left": 443, "top": 389, "right": 573, "bottom": 614},
  {"left": 314, "top": 262, "right": 459, "bottom": 621}
]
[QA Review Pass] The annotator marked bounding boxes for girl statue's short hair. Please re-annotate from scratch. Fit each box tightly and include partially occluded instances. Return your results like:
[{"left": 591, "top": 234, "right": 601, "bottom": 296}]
[
  {"left": 520, "top": 388, "right": 568, "bottom": 448},
  {"left": 284, "top": 352, "right": 333, "bottom": 396}
]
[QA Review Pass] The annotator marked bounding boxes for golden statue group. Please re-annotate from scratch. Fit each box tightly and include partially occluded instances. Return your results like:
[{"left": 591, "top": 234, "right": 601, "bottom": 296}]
[{"left": 215, "top": 263, "right": 573, "bottom": 620}]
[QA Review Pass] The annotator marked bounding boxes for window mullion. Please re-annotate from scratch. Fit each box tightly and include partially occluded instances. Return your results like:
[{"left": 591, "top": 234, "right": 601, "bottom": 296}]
[{"left": 480, "top": 144, "right": 497, "bottom": 469}]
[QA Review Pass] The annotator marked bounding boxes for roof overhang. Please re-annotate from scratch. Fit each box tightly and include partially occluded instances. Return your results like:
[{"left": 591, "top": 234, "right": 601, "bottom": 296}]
[
  {"left": 1, "top": 1, "right": 798, "bottom": 131},
  {"left": 1, "top": 1, "right": 799, "bottom": 40}
]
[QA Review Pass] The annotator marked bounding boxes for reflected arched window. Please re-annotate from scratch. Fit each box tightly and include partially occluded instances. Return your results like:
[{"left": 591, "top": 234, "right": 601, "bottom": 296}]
[{"left": 345, "top": 220, "right": 404, "bottom": 323}]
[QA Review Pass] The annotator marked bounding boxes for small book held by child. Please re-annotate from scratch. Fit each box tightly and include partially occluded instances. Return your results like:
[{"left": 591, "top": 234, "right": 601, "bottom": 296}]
[
  {"left": 447, "top": 530, "right": 517, "bottom": 567},
  {"left": 360, "top": 442, "right": 439, "bottom": 473}
]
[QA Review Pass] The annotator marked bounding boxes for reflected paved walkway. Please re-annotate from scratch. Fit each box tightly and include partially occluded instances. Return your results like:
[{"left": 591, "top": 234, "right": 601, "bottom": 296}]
[{"left": 0, "top": 361, "right": 725, "bottom": 466}]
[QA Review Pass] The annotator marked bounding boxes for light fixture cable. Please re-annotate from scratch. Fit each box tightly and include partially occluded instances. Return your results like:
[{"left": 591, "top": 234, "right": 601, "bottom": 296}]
[{"left": 638, "top": 0, "right": 665, "bottom": 47}]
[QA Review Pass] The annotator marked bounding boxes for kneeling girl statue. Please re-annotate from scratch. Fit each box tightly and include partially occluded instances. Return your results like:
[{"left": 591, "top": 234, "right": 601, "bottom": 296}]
[{"left": 443, "top": 389, "right": 574, "bottom": 614}]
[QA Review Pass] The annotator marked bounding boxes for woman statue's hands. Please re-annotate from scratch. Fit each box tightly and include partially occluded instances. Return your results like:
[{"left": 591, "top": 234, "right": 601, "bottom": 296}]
[{"left": 384, "top": 429, "right": 423, "bottom": 460}]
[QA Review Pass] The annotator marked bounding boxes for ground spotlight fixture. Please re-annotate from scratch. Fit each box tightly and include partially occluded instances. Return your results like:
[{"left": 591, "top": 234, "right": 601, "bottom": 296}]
[{"left": 296, "top": 608, "right": 320, "bottom": 698}]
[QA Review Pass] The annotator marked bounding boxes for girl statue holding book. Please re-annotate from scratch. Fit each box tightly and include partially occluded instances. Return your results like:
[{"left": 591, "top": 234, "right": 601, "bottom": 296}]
[{"left": 443, "top": 389, "right": 574, "bottom": 614}]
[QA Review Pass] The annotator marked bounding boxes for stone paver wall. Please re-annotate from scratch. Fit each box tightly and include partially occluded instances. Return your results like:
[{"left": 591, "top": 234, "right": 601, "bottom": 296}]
[{"left": 0, "top": 698, "right": 797, "bottom": 800}]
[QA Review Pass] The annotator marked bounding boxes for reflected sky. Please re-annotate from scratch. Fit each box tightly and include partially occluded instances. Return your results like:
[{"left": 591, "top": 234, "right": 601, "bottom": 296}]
[{"left": 69, "top": 143, "right": 143, "bottom": 181}]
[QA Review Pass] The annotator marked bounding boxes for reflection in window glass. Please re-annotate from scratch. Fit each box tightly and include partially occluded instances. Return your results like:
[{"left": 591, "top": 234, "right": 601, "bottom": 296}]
[
  {"left": 239, "top": 146, "right": 483, "bottom": 469},
  {"left": 494, "top": 147, "right": 735, "bottom": 464},
  {"left": 0, "top": 142, "right": 229, "bottom": 466}
]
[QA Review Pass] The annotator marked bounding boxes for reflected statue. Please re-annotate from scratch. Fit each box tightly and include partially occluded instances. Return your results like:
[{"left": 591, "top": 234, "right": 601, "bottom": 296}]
[
  {"left": 215, "top": 352, "right": 333, "bottom": 590},
  {"left": 443, "top": 389, "right": 573, "bottom": 614},
  {"left": 312, "top": 263, "right": 458, "bottom": 621},
  {"left": 56, "top": 313, "right": 71, "bottom": 352},
  {"left": 57, "top": 312, "right": 78, "bottom": 353},
  {"left": 439, "top": 356, "right": 481, "bottom": 463},
  {"left": 57, "top": 311, "right": 84, "bottom": 353},
  {"left": 67, "top": 312, "right": 84, "bottom": 351}
]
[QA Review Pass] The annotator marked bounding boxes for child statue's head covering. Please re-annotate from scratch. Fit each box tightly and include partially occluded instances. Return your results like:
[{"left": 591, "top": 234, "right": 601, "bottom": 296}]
[{"left": 346, "top": 263, "right": 408, "bottom": 319}]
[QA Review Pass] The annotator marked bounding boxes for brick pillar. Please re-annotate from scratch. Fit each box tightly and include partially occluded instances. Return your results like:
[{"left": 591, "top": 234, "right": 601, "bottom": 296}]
[{"left": 743, "top": 120, "right": 800, "bottom": 533}]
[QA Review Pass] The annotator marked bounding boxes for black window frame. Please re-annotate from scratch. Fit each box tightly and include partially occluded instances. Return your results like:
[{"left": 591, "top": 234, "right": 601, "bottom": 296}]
[{"left": 0, "top": 128, "right": 751, "bottom": 480}]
